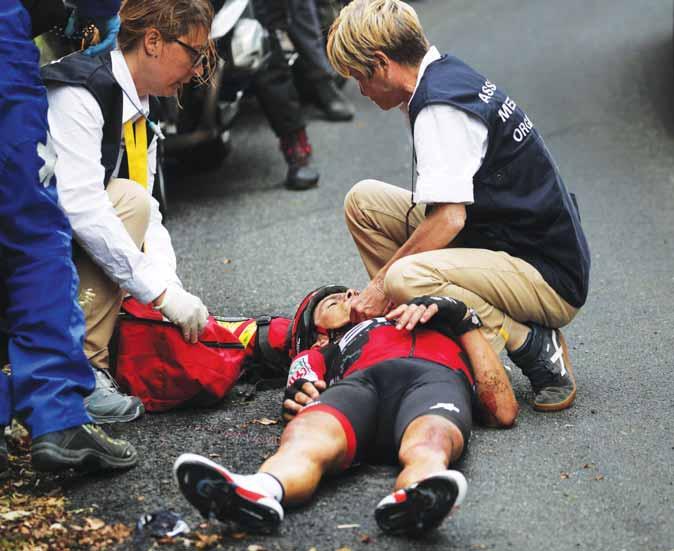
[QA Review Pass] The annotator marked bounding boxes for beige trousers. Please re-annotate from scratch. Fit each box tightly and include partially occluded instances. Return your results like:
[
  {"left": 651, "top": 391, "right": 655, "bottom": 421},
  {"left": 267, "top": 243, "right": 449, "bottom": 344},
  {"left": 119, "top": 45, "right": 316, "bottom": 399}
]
[
  {"left": 344, "top": 179, "right": 578, "bottom": 353},
  {"left": 74, "top": 179, "right": 150, "bottom": 371}
]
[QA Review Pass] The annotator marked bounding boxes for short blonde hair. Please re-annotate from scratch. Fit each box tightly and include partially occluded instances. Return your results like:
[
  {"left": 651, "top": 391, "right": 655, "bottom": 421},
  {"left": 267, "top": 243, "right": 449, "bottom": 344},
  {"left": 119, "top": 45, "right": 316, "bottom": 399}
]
[{"left": 327, "top": 0, "right": 429, "bottom": 78}]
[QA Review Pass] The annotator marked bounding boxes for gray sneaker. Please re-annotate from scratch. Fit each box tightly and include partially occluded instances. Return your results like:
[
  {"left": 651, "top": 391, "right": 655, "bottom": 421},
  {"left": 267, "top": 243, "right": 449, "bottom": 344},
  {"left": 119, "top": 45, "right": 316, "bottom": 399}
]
[{"left": 84, "top": 368, "right": 145, "bottom": 424}]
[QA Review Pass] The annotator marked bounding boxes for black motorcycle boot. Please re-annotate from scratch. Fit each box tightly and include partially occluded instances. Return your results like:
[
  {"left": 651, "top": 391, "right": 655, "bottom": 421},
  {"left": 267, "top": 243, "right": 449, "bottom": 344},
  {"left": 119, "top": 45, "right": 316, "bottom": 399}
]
[
  {"left": 312, "top": 78, "right": 355, "bottom": 122},
  {"left": 31, "top": 423, "right": 138, "bottom": 473},
  {"left": 0, "top": 427, "right": 8, "bottom": 479},
  {"left": 280, "top": 128, "right": 319, "bottom": 191},
  {"left": 508, "top": 323, "right": 576, "bottom": 412}
]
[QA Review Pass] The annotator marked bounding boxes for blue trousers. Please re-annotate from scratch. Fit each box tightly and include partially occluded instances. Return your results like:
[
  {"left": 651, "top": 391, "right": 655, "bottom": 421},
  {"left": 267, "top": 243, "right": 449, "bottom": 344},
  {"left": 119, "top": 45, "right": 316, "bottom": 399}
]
[{"left": 0, "top": 0, "right": 94, "bottom": 438}]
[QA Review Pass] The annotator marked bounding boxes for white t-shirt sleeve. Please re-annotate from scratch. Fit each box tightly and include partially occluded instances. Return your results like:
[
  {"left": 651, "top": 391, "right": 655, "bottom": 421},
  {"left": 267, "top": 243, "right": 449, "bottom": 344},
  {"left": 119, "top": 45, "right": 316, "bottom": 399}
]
[{"left": 412, "top": 104, "right": 488, "bottom": 205}]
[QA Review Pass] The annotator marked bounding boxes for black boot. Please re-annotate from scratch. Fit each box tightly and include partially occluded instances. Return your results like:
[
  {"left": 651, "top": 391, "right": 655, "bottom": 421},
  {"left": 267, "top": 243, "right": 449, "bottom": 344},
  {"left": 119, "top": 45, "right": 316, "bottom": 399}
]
[
  {"left": 0, "top": 427, "right": 8, "bottom": 479},
  {"left": 311, "top": 78, "right": 355, "bottom": 122},
  {"left": 280, "top": 128, "right": 319, "bottom": 191},
  {"left": 508, "top": 324, "right": 576, "bottom": 412},
  {"left": 31, "top": 423, "right": 138, "bottom": 473}
]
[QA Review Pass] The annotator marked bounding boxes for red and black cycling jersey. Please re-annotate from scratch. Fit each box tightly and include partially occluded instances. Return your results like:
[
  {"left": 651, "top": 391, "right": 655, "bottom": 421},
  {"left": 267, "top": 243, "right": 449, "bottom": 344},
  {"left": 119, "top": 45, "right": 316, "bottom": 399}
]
[{"left": 286, "top": 317, "right": 473, "bottom": 389}]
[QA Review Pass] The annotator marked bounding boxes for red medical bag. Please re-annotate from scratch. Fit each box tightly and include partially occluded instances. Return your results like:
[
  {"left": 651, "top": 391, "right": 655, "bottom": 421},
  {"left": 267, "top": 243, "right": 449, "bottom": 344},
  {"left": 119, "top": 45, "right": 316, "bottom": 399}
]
[{"left": 113, "top": 298, "right": 290, "bottom": 412}]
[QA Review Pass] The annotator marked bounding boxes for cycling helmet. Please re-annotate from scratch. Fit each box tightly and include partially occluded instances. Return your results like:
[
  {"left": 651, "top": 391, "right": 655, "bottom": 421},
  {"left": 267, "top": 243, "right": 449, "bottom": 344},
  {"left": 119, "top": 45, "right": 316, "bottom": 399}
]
[{"left": 289, "top": 285, "right": 348, "bottom": 358}]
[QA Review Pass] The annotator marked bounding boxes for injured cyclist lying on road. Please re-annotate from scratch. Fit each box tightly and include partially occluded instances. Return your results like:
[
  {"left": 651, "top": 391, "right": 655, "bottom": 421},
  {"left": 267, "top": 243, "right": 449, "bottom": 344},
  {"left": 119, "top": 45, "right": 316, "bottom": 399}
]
[{"left": 173, "top": 286, "right": 519, "bottom": 537}]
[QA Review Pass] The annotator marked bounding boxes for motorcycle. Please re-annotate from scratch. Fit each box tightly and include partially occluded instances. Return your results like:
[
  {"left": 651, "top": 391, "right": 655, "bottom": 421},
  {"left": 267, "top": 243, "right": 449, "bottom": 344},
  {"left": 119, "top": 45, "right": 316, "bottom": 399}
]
[
  {"left": 31, "top": 0, "right": 270, "bottom": 217},
  {"left": 155, "top": 0, "right": 271, "bottom": 215}
]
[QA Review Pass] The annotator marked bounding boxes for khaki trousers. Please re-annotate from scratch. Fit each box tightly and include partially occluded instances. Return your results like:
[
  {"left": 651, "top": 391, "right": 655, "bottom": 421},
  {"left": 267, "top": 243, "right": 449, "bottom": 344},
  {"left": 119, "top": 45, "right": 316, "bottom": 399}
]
[
  {"left": 74, "top": 179, "right": 150, "bottom": 371},
  {"left": 344, "top": 179, "right": 578, "bottom": 353}
]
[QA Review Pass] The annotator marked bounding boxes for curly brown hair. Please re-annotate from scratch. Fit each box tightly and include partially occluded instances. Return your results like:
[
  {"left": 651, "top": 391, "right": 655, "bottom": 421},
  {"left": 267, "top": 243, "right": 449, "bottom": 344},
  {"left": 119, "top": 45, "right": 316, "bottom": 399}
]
[{"left": 118, "top": 0, "right": 216, "bottom": 85}]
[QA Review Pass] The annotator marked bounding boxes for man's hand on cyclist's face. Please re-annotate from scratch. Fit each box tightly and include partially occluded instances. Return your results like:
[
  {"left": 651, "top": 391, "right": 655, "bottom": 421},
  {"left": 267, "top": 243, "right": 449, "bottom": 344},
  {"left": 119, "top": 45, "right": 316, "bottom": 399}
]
[
  {"left": 314, "top": 288, "right": 361, "bottom": 328},
  {"left": 348, "top": 282, "right": 391, "bottom": 323}
]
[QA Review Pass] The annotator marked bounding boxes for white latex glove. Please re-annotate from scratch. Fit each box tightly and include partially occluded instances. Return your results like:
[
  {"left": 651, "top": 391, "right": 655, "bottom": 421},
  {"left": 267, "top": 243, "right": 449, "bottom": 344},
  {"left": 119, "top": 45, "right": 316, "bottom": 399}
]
[{"left": 155, "top": 286, "right": 209, "bottom": 343}]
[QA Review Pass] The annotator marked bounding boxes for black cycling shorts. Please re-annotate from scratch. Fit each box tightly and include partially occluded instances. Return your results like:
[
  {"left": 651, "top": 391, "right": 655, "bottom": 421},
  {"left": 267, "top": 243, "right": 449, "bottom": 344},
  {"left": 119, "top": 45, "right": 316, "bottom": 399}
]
[{"left": 297, "top": 357, "right": 473, "bottom": 467}]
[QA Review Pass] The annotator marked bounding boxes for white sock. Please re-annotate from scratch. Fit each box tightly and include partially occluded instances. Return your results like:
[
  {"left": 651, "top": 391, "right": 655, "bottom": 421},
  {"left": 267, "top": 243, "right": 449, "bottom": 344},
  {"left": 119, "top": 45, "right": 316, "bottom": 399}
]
[{"left": 231, "top": 471, "right": 285, "bottom": 503}]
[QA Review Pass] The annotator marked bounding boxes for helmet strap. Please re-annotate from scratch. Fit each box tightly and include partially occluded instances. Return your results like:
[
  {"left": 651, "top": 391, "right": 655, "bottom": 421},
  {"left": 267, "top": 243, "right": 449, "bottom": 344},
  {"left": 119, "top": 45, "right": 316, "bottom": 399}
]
[{"left": 314, "top": 324, "right": 351, "bottom": 345}]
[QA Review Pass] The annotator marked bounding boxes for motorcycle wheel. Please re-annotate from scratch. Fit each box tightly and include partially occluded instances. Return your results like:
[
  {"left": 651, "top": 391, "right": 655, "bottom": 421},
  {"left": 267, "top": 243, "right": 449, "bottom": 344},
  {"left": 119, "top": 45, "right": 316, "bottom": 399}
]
[{"left": 177, "top": 131, "right": 232, "bottom": 171}]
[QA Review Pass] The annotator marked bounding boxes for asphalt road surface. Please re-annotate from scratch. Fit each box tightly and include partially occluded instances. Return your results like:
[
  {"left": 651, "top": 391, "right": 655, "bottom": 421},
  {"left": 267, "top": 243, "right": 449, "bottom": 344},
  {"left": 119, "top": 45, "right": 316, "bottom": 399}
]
[{"left": 62, "top": 1, "right": 674, "bottom": 549}]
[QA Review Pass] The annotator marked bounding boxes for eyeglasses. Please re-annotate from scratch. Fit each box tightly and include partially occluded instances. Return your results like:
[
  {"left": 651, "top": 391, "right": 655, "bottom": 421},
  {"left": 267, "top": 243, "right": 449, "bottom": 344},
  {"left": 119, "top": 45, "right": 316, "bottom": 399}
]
[{"left": 173, "top": 38, "right": 208, "bottom": 69}]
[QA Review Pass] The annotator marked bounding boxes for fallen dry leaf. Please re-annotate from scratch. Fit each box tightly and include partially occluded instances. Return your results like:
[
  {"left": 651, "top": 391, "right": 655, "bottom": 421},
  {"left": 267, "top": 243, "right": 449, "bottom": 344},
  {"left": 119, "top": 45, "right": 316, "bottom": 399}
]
[
  {"left": 223, "top": 258, "right": 232, "bottom": 264},
  {"left": 248, "top": 545, "right": 268, "bottom": 551},
  {"left": 0, "top": 445, "right": 132, "bottom": 551},
  {"left": 8, "top": 419, "right": 30, "bottom": 448},
  {"left": 0, "top": 510, "right": 31, "bottom": 521},
  {"left": 560, "top": 472, "right": 570, "bottom": 480},
  {"left": 252, "top": 418, "right": 278, "bottom": 426},
  {"left": 193, "top": 532, "right": 223, "bottom": 549},
  {"left": 337, "top": 523, "right": 360, "bottom": 529},
  {"left": 359, "top": 533, "right": 372, "bottom": 543},
  {"left": 595, "top": 474, "right": 605, "bottom": 481},
  {"left": 582, "top": 463, "right": 596, "bottom": 469},
  {"left": 231, "top": 531, "right": 248, "bottom": 540},
  {"left": 85, "top": 517, "right": 106, "bottom": 530}
]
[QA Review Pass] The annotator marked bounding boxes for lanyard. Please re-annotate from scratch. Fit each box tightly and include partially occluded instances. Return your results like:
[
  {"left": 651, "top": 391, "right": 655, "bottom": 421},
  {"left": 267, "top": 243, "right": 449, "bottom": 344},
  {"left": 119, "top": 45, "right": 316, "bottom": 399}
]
[{"left": 123, "top": 117, "right": 148, "bottom": 189}]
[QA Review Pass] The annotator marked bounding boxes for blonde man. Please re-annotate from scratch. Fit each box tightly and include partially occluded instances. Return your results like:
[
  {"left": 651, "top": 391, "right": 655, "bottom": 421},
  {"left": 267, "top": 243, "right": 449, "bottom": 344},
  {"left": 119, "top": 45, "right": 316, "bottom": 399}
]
[{"left": 327, "top": 0, "right": 590, "bottom": 412}]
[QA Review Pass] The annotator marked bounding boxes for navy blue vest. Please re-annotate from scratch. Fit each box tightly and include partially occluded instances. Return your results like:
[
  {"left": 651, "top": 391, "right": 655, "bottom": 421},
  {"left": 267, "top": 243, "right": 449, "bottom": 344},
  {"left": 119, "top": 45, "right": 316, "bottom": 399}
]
[
  {"left": 41, "top": 51, "right": 158, "bottom": 186},
  {"left": 409, "top": 55, "right": 590, "bottom": 308}
]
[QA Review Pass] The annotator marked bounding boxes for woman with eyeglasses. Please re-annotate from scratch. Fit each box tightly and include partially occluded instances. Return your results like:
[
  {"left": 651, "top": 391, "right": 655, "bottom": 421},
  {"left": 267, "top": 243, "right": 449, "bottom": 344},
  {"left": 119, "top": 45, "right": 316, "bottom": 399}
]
[{"left": 40, "top": 0, "right": 216, "bottom": 425}]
